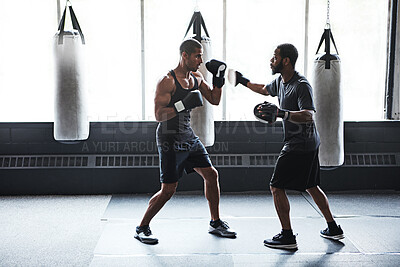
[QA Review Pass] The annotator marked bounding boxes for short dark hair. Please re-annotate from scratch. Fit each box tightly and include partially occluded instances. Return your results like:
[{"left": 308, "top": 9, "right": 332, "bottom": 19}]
[
  {"left": 277, "top": 43, "right": 298, "bottom": 68},
  {"left": 180, "top": 38, "right": 202, "bottom": 56}
]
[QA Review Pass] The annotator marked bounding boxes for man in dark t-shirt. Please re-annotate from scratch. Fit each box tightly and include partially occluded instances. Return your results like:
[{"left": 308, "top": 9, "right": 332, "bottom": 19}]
[
  {"left": 233, "top": 43, "right": 344, "bottom": 250},
  {"left": 265, "top": 71, "right": 320, "bottom": 152}
]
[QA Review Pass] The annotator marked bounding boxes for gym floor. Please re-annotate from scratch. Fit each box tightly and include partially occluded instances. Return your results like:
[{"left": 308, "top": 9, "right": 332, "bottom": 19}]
[{"left": 1, "top": 191, "right": 399, "bottom": 266}]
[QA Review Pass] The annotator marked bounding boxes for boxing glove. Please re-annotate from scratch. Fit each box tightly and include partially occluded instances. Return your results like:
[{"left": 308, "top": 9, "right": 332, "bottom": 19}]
[
  {"left": 174, "top": 90, "right": 203, "bottom": 113},
  {"left": 235, "top": 71, "right": 250, "bottom": 87},
  {"left": 254, "top": 101, "right": 290, "bottom": 123},
  {"left": 205, "top": 59, "right": 226, "bottom": 88}
]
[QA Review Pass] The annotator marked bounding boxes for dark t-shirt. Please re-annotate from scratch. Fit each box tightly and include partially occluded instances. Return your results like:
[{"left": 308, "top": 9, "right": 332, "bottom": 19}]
[{"left": 266, "top": 71, "right": 320, "bottom": 152}]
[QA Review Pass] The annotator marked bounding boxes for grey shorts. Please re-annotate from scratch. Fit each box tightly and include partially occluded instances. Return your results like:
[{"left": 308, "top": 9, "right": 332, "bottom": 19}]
[{"left": 158, "top": 139, "right": 212, "bottom": 183}]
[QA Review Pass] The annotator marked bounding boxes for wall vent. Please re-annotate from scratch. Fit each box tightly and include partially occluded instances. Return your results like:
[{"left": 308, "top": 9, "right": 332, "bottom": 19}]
[
  {"left": 210, "top": 155, "right": 243, "bottom": 167},
  {"left": 0, "top": 153, "right": 398, "bottom": 169},
  {"left": 344, "top": 153, "right": 398, "bottom": 167},
  {"left": 94, "top": 155, "right": 159, "bottom": 168},
  {"left": 0, "top": 156, "right": 89, "bottom": 168}
]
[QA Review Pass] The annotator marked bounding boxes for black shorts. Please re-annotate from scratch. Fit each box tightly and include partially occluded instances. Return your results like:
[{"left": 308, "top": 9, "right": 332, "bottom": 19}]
[
  {"left": 270, "top": 149, "right": 320, "bottom": 192},
  {"left": 158, "top": 139, "right": 212, "bottom": 183}
]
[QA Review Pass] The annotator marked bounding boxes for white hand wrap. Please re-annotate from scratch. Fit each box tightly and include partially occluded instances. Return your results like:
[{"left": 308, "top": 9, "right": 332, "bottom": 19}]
[
  {"left": 174, "top": 100, "right": 185, "bottom": 113},
  {"left": 283, "top": 111, "right": 290, "bottom": 121}
]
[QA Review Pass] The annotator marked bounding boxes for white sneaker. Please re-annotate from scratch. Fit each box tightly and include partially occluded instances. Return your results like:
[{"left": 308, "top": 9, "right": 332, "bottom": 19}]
[
  {"left": 134, "top": 225, "right": 158, "bottom": 244},
  {"left": 208, "top": 220, "right": 237, "bottom": 237}
]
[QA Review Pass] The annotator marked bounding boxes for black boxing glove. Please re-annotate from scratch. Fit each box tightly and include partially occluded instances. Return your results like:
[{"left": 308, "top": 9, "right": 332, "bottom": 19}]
[
  {"left": 235, "top": 71, "right": 250, "bottom": 87},
  {"left": 254, "top": 101, "right": 290, "bottom": 124},
  {"left": 174, "top": 90, "right": 203, "bottom": 113},
  {"left": 205, "top": 59, "right": 226, "bottom": 88}
]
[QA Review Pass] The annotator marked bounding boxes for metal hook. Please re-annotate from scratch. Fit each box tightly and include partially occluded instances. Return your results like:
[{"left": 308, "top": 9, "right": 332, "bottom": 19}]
[{"left": 325, "top": 22, "right": 331, "bottom": 29}]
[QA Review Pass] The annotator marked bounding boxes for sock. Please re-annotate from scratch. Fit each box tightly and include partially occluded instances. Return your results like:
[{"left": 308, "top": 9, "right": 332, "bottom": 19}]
[
  {"left": 137, "top": 225, "right": 149, "bottom": 232},
  {"left": 282, "top": 229, "right": 293, "bottom": 236},
  {"left": 210, "top": 219, "right": 221, "bottom": 227},
  {"left": 327, "top": 220, "right": 338, "bottom": 229}
]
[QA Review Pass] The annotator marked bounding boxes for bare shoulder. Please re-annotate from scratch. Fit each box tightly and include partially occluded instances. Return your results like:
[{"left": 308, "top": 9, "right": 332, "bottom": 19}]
[
  {"left": 191, "top": 70, "right": 204, "bottom": 80},
  {"left": 156, "top": 72, "right": 175, "bottom": 93},
  {"left": 191, "top": 71, "right": 205, "bottom": 86}
]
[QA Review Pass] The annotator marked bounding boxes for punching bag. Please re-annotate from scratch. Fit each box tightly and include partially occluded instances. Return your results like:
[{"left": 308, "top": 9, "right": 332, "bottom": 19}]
[
  {"left": 184, "top": 11, "right": 215, "bottom": 147},
  {"left": 311, "top": 27, "right": 344, "bottom": 167},
  {"left": 54, "top": 2, "right": 89, "bottom": 142}
]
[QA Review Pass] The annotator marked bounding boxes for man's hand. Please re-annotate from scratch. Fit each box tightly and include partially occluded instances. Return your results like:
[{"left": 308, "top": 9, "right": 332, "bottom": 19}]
[
  {"left": 206, "top": 59, "right": 226, "bottom": 88},
  {"left": 233, "top": 71, "right": 250, "bottom": 87},
  {"left": 254, "top": 101, "right": 290, "bottom": 123},
  {"left": 174, "top": 90, "right": 203, "bottom": 113}
]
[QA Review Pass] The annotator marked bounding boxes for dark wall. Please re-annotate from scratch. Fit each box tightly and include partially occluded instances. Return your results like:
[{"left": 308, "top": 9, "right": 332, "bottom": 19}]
[{"left": 0, "top": 121, "right": 399, "bottom": 195}]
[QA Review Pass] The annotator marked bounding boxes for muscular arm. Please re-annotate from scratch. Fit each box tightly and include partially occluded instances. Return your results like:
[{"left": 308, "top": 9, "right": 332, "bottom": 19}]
[
  {"left": 154, "top": 75, "right": 176, "bottom": 122},
  {"left": 287, "top": 109, "right": 314, "bottom": 124},
  {"left": 246, "top": 81, "right": 270, "bottom": 96},
  {"left": 193, "top": 71, "right": 222, "bottom": 105}
]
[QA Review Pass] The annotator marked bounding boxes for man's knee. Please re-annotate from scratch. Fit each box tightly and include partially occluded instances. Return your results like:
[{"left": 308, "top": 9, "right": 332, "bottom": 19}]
[
  {"left": 198, "top": 167, "right": 219, "bottom": 183},
  {"left": 211, "top": 167, "right": 219, "bottom": 179},
  {"left": 160, "top": 183, "right": 177, "bottom": 200},
  {"left": 306, "top": 186, "right": 321, "bottom": 196},
  {"left": 306, "top": 185, "right": 316, "bottom": 191},
  {"left": 270, "top": 186, "right": 285, "bottom": 196}
]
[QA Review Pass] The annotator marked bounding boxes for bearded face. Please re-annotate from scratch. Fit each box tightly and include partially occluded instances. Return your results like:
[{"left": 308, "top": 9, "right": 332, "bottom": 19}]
[{"left": 271, "top": 59, "right": 284, "bottom": 75}]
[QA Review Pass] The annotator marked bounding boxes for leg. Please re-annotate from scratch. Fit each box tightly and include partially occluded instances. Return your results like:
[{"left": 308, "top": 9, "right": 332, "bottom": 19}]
[
  {"left": 264, "top": 186, "right": 297, "bottom": 249},
  {"left": 195, "top": 166, "right": 236, "bottom": 237},
  {"left": 194, "top": 166, "right": 220, "bottom": 220},
  {"left": 270, "top": 186, "right": 292, "bottom": 230},
  {"left": 139, "top": 182, "right": 178, "bottom": 226},
  {"left": 307, "top": 186, "right": 345, "bottom": 240},
  {"left": 306, "top": 186, "right": 334, "bottom": 222}
]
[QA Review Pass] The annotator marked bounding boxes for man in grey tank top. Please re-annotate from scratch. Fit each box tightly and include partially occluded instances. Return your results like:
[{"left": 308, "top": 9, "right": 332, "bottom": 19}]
[
  {"left": 232, "top": 43, "right": 344, "bottom": 250},
  {"left": 134, "top": 39, "right": 236, "bottom": 244}
]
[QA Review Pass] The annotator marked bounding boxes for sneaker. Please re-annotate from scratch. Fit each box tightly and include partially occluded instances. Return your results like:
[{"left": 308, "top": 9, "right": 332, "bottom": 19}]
[
  {"left": 264, "top": 231, "right": 298, "bottom": 250},
  {"left": 134, "top": 225, "right": 158, "bottom": 244},
  {"left": 320, "top": 225, "right": 344, "bottom": 240},
  {"left": 208, "top": 219, "right": 237, "bottom": 237}
]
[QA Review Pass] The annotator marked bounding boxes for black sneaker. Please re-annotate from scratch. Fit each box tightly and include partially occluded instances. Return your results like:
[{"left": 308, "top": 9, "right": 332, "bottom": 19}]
[
  {"left": 320, "top": 225, "right": 344, "bottom": 240},
  {"left": 134, "top": 225, "right": 158, "bottom": 244},
  {"left": 264, "top": 231, "right": 298, "bottom": 250},
  {"left": 208, "top": 219, "right": 237, "bottom": 237}
]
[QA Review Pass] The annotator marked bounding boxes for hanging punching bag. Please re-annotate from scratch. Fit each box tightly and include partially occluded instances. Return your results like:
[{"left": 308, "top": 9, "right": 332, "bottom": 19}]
[
  {"left": 54, "top": 2, "right": 89, "bottom": 142},
  {"left": 184, "top": 11, "right": 215, "bottom": 147},
  {"left": 311, "top": 26, "right": 344, "bottom": 167}
]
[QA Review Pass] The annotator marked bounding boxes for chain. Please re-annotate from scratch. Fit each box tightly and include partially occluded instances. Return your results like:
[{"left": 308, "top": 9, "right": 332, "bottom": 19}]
[{"left": 326, "top": 0, "right": 331, "bottom": 29}]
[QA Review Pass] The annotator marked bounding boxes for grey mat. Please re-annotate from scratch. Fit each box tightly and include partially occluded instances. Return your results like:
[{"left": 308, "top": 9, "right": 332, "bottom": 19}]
[
  {"left": 302, "top": 191, "right": 400, "bottom": 217},
  {"left": 342, "top": 217, "right": 400, "bottom": 253},
  {"left": 93, "top": 218, "right": 358, "bottom": 255},
  {"left": 102, "top": 192, "right": 321, "bottom": 220},
  {"left": 91, "top": 253, "right": 400, "bottom": 267},
  {"left": 0, "top": 195, "right": 111, "bottom": 267},
  {"left": 92, "top": 192, "right": 400, "bottom": 266}
]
